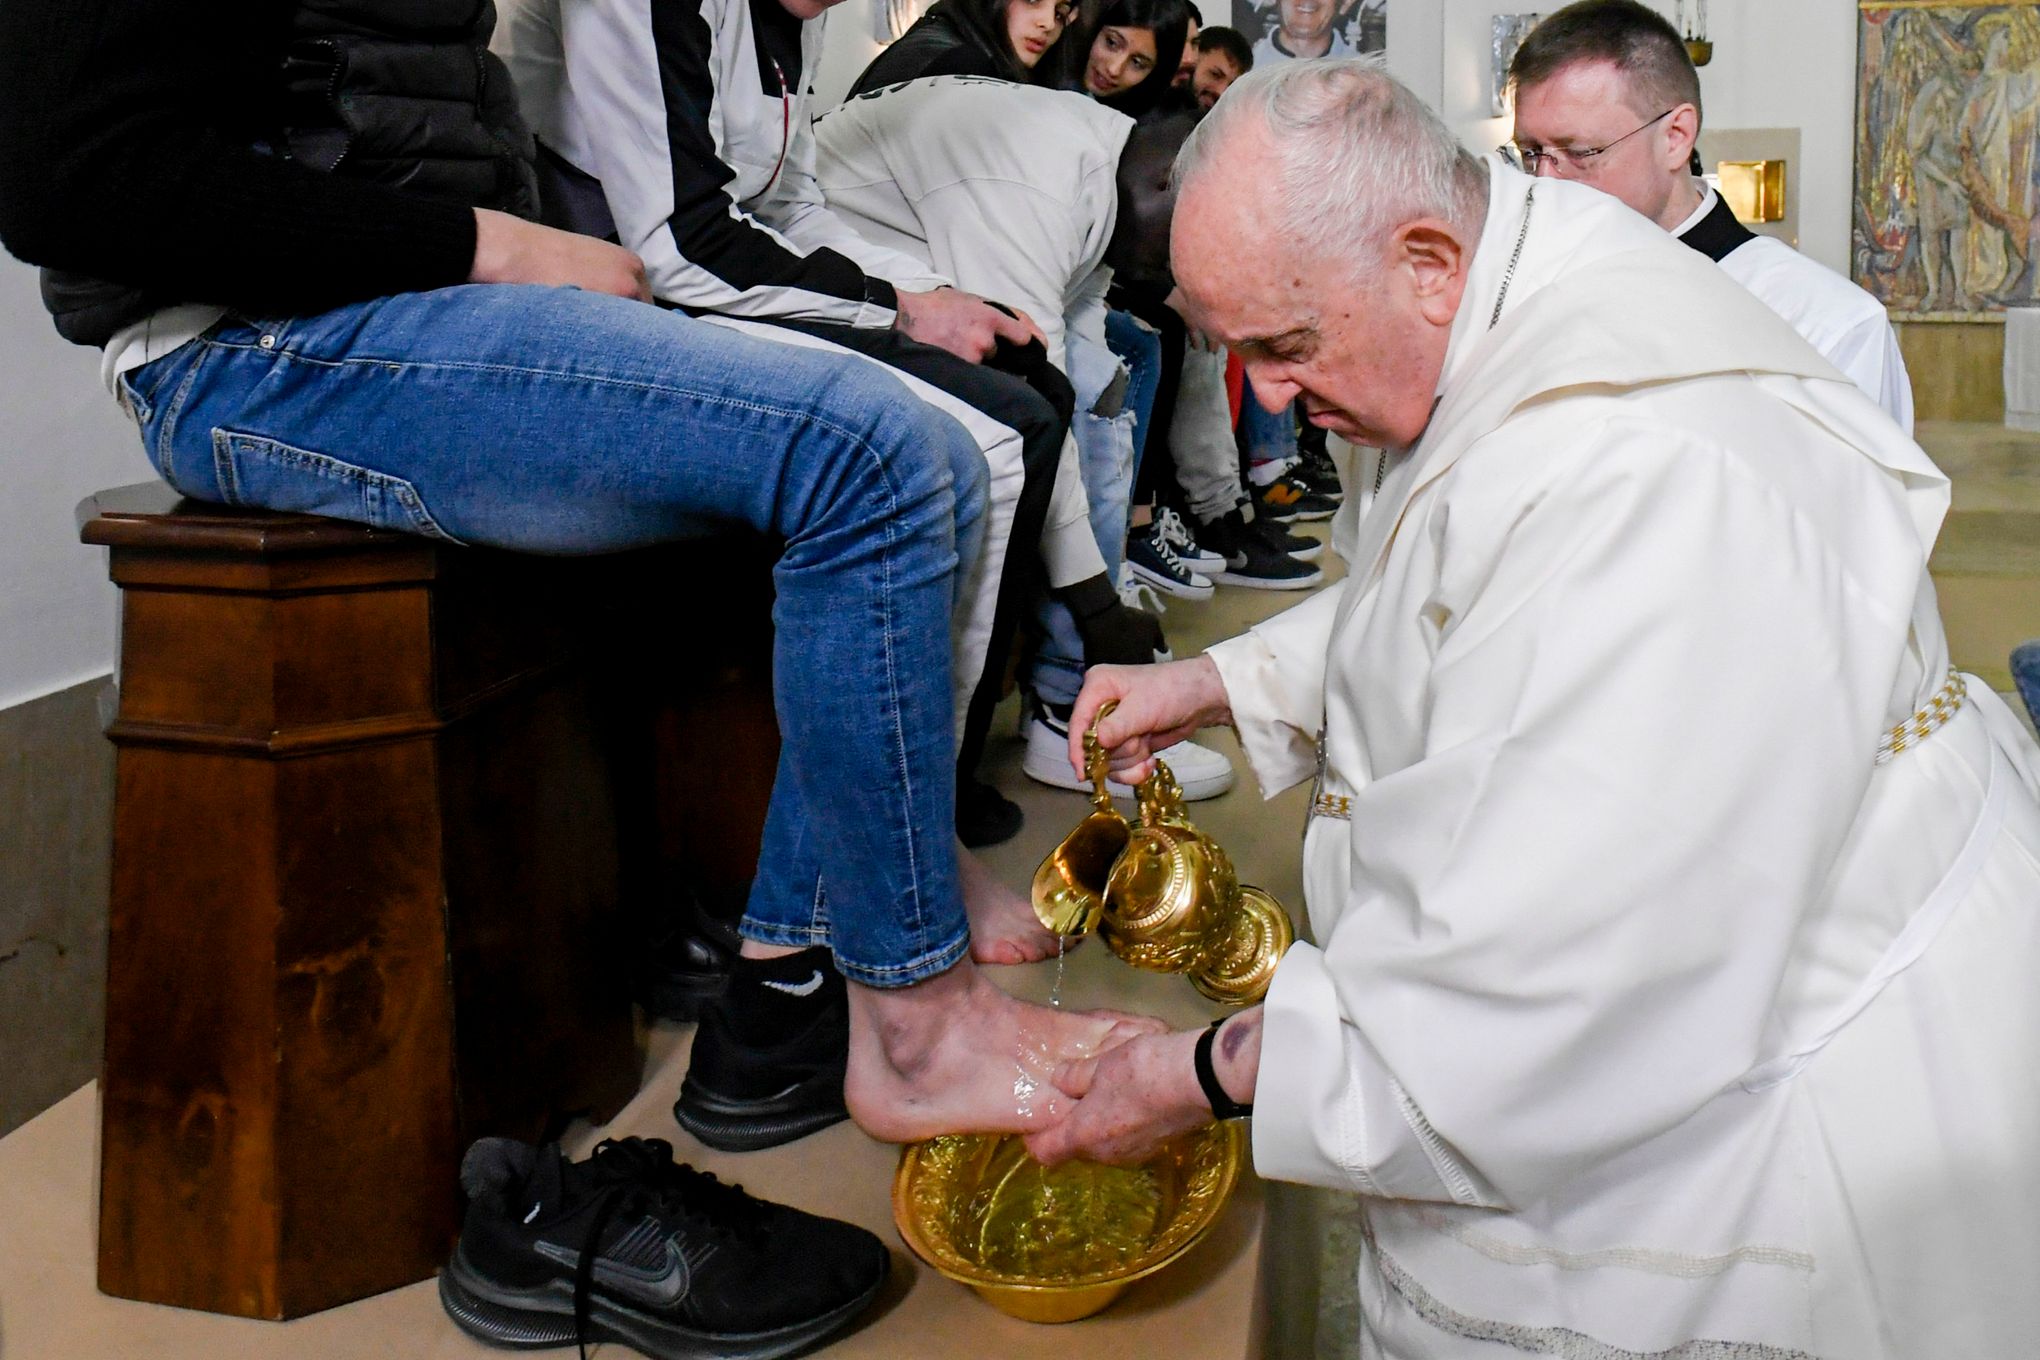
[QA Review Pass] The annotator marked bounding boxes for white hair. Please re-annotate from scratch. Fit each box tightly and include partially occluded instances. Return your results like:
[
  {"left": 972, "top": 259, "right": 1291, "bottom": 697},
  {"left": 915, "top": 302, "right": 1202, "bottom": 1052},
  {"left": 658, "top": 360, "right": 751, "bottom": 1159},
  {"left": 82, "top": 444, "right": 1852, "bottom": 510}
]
[{"left": 1174, "top": 57, "right": 1487, "bottom": 273}]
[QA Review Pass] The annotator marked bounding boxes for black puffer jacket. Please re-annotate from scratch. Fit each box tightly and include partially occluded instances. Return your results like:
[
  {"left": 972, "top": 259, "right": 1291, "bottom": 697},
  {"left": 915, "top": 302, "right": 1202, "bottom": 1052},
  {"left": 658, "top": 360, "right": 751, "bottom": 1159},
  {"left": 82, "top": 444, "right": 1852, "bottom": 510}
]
[{"left": 0, "top": 0, "right": 535, "bottom": 346}]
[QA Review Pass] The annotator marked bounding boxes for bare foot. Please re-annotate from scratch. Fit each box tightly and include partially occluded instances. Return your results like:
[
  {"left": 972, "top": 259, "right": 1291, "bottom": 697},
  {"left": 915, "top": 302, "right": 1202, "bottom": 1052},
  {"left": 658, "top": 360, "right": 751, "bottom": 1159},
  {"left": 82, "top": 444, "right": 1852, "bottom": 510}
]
[
  {"left": 844, "top": 961, "right": 1168, "bottom": 1143},
  {"left": 958, "top": 844, "right": 1068, "bottom": 965}
]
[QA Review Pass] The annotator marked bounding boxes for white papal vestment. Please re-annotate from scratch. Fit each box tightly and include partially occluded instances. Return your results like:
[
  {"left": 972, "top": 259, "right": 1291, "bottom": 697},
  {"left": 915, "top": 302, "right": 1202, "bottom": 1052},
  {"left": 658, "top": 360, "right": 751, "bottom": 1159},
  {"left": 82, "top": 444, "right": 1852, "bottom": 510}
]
[{"left": 1210, "top": 161, "right": 2040, "bottom": 1357}]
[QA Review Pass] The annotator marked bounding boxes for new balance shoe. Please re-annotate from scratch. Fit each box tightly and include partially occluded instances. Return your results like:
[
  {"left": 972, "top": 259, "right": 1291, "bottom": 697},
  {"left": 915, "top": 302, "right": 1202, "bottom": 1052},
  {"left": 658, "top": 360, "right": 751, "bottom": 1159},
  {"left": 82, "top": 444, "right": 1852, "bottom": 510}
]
[
  {"left": 440, "top": 1136, "right": 887, "bottom": 1360},
  {"left": 673, "top": 948, "right": 848, "bottom": 1152},
  {"left": 1252, "top": 470, "right": 1339, "bottom": 523},
  {"left": 1198, "top": 510, "right": 1325, "bottom": 591},
  {"left": 1124, "top": 521, "right": 1215, "bottom": 601},
  {"left": 1022, "top": 700, "right": 1235, "bottom": 801},
  {"left": 1154, "top": 506, "right": 1225, "bottom": 573}
]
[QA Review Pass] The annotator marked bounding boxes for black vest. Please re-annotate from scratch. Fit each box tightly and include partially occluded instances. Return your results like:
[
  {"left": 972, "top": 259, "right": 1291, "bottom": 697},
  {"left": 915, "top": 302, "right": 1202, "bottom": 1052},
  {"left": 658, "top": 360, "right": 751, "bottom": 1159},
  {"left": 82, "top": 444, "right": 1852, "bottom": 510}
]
[{"left": 44, "top": 0, "right": 539, "bottom": 346}]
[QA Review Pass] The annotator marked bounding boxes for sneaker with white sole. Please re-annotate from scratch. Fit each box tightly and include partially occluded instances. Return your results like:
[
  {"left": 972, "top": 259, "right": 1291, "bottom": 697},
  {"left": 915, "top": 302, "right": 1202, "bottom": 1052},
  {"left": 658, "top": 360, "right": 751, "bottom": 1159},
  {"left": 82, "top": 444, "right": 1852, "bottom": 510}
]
[
  {"left": 1022, "top": 700, "right": 1234, "bottom": 800},
  {"left": 1198, "top": 510, "right": 1325, "bottom": 591},
  {"left": 1155, "top": 507, "right": 1225, "bottom": 573},
  {"left": 1124, "top": 521, "right": 1214, "bottom": 601}
]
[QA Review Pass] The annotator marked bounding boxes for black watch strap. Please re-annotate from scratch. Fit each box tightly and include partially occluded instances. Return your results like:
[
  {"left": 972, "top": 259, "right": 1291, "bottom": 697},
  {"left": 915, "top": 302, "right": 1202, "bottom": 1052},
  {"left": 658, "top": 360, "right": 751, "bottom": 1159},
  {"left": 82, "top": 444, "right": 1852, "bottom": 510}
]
[{"left": 1194, "top": 1017, "right": 1253, "bottom": 1120}]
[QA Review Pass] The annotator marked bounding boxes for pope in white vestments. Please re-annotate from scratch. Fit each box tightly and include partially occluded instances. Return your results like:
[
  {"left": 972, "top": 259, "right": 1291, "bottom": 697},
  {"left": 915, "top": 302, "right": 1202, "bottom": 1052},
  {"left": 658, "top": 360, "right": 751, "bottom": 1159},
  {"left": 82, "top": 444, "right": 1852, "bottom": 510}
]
[{"left": 1030, "top": 60, "right": 2040, "bottom": 1358}]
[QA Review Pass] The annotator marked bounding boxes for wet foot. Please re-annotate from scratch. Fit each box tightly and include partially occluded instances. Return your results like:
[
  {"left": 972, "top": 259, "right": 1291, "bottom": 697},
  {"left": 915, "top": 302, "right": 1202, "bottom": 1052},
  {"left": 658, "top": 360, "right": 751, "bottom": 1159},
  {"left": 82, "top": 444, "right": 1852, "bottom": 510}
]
[
  {"left": 844, "top": 962, "right": 1167, "bottom": 1143},
  {"left": 959, "top": 845, "right": 1069, "bottom": 965}
]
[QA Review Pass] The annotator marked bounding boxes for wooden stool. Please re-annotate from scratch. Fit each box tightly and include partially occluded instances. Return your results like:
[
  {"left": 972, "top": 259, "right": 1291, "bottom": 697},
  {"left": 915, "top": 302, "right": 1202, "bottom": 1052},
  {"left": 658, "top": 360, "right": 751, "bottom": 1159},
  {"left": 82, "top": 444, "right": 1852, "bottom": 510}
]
[{"left": 79, "top": 483, "right": 778, "bottom": 1320}]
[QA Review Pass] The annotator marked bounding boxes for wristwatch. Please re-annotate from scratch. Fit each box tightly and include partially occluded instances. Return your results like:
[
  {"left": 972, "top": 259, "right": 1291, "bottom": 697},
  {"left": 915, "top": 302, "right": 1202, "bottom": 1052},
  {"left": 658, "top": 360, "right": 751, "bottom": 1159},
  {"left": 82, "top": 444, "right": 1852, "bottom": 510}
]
[{"left": 1194, "top": 1017, "right": 1253, "bottom": 1120}]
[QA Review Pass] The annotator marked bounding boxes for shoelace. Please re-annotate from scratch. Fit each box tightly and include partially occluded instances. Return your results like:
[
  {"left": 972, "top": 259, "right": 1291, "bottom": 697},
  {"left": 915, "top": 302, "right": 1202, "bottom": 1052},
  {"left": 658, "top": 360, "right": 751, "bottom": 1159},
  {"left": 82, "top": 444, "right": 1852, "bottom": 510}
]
[
  {"left": 1116, "top": 571, "right": 1167, "bottom": 616},
  {"left": 1155, "top": 507, "right": 1200, "bottom": 555},
  {"left": 1142, "top": 520, "right": 1194, "bottom": 576},
  {"left": 568, "top": 1138, "right": 763, "bottom": 1360}
]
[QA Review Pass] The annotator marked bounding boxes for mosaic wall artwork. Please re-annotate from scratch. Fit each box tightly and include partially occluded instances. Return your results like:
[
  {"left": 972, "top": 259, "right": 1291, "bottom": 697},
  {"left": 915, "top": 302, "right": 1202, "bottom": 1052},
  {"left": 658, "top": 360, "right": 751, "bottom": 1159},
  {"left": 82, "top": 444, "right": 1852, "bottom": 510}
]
[
  {"left": 1855, "top": 3, "right": 2040, "bottom": 318},
  {"left": 1230, "top": 0, "right": 1386, "bottom": 65}
]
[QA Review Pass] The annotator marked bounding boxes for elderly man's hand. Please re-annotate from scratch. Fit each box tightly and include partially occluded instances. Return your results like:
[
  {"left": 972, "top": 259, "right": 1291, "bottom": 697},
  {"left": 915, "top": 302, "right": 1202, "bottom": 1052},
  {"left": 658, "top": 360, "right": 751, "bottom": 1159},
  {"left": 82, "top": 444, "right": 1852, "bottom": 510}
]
[
  {"left": 1069, "top": 655, "right": 1233, "bottom": 785},
  {"left": 1023, "top": 1027, "right": 1213, "bottom": 1166},
  {"left": 896, "top": 287, "right": 1045, "bottom": 363}
]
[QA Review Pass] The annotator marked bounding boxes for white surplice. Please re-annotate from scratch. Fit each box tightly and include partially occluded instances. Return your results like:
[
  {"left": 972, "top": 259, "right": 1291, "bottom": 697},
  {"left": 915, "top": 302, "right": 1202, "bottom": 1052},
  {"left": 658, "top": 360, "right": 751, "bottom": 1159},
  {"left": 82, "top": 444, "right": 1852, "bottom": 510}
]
[{"left": 1210, "top": 160, "right": 2040, "bottom": 1357}]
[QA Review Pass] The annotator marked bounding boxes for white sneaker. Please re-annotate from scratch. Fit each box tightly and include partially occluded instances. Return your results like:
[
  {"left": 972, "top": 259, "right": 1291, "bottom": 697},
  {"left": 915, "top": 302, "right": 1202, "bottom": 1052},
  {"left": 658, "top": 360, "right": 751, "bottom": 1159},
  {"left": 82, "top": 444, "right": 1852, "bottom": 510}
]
[
  {"left": 1155, "top": 507, "right": 1225, "bottom": 573},
  {"left": 1021, "top": 704, "right": 1235, "bottom": 800}
]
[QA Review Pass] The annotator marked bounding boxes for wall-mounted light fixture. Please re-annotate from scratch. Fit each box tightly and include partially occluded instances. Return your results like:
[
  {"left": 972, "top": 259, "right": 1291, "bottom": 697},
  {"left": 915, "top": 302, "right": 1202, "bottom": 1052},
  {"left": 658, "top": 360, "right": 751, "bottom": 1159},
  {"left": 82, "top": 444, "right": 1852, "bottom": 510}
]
[
  {"left": 1677, "top": 0, "right": 1711, "bottom": 65},
  {"left": 1717, "top": 159, "right": 1785, "bottom": 224}
]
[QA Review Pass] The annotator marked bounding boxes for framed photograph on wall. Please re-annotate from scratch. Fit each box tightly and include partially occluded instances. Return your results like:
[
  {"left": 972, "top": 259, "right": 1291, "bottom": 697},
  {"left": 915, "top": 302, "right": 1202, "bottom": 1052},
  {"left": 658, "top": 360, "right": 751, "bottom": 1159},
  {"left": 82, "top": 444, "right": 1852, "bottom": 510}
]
[
  {"left": 1854, "top": 2, "right": 2040, "bottom": 319},
  {"left": 1231, "top": 0, "right": 1387, "bottom": 66}
]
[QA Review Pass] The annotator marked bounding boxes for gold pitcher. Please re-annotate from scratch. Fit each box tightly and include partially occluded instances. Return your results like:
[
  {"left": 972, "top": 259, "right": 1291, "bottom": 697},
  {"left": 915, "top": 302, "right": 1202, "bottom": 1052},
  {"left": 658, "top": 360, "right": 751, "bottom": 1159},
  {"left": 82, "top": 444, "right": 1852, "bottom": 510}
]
[
  {"left": 1030, "top": 704, "right": 1295, "bottom": 1006},
  {"left": 1028, "top": 700, "right": 1131, "bottom": 937}
]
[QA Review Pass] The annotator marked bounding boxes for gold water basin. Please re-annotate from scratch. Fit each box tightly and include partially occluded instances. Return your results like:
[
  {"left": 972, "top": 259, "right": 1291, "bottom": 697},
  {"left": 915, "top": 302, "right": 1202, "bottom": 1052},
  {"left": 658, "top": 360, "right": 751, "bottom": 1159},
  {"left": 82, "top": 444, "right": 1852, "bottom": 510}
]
[{"left": 892, "top": 1123, "right": 1245, "bottom": 1323}]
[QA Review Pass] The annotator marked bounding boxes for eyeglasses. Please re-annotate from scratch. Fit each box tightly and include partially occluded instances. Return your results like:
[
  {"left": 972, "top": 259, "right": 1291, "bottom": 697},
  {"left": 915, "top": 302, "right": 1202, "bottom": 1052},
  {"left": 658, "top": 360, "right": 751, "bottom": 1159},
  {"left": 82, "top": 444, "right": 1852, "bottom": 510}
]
[{"left": 1508, "top": 108, "right": 1673, "bottom": 176}]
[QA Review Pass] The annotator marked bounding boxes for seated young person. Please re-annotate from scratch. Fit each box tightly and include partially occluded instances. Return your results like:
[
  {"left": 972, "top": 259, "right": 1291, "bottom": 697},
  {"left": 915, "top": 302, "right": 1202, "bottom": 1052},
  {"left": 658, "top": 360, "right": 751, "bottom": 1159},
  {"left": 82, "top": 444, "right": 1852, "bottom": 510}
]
[
  {"left": 496, "top": 0, "right": 1083, "bottom": 849},
  {"left": 1185, "top": 23, "right": 1252, "bottom": 109},
  {"left": 1036, "top": 0, "right": 1192, "bottom": 116},
  {"left": 1, "top": 0, "right": 1149, "bottom": 1196},
  {"left": 849, "top": 0, "right": 1071, "bottom": 94},
  {"left": 816, "top": 77, "right": 1236, "bottom": 802}
]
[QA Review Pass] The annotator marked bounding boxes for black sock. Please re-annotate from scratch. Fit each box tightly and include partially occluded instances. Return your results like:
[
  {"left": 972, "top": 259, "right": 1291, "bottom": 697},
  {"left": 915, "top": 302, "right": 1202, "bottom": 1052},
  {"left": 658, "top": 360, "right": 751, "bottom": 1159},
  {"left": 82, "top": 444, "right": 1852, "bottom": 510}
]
[{"left": 722, "top": 947, "right": 841, "bottom": 1047}]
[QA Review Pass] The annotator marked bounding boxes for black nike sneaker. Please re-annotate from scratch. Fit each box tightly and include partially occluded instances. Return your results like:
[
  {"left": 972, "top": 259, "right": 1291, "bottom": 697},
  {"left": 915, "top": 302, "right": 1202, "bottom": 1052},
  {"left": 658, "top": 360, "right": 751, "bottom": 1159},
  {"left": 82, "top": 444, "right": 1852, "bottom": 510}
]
[
  {"left": 440, "top": 1137, "right": 887, "bottom": 1360},
  {"left": 673, "top": 948, "right": 849, "bottom": 1152}
]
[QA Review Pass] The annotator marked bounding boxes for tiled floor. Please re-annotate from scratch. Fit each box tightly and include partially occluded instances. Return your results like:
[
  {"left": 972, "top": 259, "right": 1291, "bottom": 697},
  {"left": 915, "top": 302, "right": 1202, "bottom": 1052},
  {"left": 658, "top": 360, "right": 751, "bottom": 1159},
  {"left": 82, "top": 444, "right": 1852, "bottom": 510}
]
[{"left": 4, "top": 422, "right": 2034, "bottom": 1360}]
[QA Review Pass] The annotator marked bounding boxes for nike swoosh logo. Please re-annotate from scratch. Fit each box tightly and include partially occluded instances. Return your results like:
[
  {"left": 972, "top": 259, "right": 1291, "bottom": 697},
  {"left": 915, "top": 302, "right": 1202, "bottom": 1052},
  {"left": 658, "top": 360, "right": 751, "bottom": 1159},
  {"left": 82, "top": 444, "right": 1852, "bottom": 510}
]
[
  {"left": 763, "top": 971, "right": 825, "bottom": 997},
  {"left": 534, "top": 1233, "right": 693, "bottom": 1309}
]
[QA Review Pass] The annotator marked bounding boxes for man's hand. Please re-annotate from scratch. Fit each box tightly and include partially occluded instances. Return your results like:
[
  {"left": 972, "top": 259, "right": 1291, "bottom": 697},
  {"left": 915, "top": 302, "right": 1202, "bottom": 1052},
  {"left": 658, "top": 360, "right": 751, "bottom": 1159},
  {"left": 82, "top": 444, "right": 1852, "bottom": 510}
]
[
  {"left": 895, "top": 287, "right": 1044, "bottom": 363},
  {"left": 470, "top": 208, "right": 651, "bottom": 301},
  {"left": 1069, "top": 654, "right": 1232, "bottom": 784},
  {"left": 1023, "top": 1027, "right": 1213, "bottom": 1166},
  {"left": 1027, "top": 1009, "right": 1263, "bottom": 1166}
]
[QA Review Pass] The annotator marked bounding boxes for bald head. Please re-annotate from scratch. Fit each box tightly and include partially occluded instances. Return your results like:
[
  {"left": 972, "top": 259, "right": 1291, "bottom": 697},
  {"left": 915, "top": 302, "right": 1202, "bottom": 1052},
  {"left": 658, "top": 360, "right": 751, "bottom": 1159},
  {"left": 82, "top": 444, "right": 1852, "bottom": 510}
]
[
  {"left": 1174, "top": 57, "right": 1487, "bottom": 280},
  {"left": 1168, "top": 60, "right": 1486, "bottom": 452}
]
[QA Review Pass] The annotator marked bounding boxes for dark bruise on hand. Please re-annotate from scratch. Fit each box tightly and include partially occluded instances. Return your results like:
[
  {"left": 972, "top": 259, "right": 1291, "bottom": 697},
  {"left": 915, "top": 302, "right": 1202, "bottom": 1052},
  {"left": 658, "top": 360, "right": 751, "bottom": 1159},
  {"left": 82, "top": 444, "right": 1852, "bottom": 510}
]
[{"left": 1219, "top": 1010, "right": 1261, "bottom": 1064}]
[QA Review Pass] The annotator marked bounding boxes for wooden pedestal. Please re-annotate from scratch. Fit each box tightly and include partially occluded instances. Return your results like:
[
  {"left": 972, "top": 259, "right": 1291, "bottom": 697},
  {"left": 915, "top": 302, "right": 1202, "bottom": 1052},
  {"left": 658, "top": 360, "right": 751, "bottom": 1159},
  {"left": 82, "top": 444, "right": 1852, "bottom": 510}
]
[{"left": 77, "top": 483, "right": 737, "bottom": 1320}]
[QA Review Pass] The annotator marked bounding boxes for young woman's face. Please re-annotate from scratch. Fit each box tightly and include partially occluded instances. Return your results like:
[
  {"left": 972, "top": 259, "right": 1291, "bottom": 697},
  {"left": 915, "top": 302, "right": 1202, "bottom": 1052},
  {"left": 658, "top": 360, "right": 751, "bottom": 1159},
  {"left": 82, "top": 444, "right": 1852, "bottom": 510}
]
[
  {"left": 1005, "top": 0, "right": 1069, "bottom": 68},
  {"left": 1084, "top": 24, "right": 1158, "bottom": 97}
]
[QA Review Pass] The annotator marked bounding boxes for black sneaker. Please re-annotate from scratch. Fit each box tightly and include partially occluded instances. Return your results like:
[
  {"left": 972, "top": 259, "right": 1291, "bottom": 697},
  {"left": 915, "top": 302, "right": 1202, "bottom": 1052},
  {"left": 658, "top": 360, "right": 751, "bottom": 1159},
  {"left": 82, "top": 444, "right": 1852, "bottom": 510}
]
[
  {"left": 1253, "top": 514, "right": 1324, "bottom": 563},
  {"left": 635, "top": 905, "right": 739, "bottom": 1024},
  {"left": 674, "top": 949, "right": 849, "bottom": 1152},
  {"left": 1197, "top": 510, "right": 1325, "bottom": 591},
  {"left": 440, "top": 1136, "right": 887, "bottom": 1360},
  {"left": 1296, "top": 441, "right": 1345, "bottom": 502},
  {"left": 957, "top": 777, "right": 1024, "bottom": 848}
]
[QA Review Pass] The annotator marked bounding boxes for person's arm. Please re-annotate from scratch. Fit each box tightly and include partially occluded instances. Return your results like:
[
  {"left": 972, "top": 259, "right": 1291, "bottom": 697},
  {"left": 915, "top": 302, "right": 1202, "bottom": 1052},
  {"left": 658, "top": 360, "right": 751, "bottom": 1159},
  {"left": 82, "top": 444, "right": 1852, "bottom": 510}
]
[
  {"left": 1046, "top": 415, "right": 1914, "bottom": 1200},
  {"left": 550, "top": 0, "right": 905, "bottom": 326},
  {"left": 0, "top": 0, "right": 476, "bottom": 312}
]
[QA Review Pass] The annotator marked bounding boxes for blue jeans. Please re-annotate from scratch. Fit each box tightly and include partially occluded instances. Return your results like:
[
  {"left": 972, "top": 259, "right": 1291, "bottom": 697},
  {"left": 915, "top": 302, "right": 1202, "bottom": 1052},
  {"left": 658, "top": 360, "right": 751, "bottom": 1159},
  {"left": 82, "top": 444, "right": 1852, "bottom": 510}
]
[
  {"left": 1238, "top": 370, "right": 1297, "bottom": 474},
  {"left": 120, "top": 283, "right": 984, "bottom": 986},
  {"left": 1105, "top": 308, "right": 1161, "bottom": 475},
  {"left": 2014, "top": 642, "right": 2040, "bottom": 733},
  {"left": 1028, "top": 331, "right": 1141, "bottom": 706}
]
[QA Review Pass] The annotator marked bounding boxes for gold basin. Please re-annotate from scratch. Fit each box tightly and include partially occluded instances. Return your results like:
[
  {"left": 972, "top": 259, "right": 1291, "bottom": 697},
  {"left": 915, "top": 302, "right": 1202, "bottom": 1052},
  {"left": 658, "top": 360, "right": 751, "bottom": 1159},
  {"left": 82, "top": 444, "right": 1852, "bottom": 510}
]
[{"left": 892, "top": 1123, "right": 1245, "bottom": 1323}]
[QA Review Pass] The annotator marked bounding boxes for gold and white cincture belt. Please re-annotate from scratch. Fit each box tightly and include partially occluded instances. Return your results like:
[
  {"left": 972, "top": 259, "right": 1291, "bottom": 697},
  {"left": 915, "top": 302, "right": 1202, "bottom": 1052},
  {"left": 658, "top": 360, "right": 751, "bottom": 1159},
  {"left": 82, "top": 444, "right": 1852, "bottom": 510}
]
[
  {"left": 1876, "top": 669, "right": 1966, "bottom": 766},
  {"left": 1307, "top": 669, "right": 1969, "bottom": 822}
]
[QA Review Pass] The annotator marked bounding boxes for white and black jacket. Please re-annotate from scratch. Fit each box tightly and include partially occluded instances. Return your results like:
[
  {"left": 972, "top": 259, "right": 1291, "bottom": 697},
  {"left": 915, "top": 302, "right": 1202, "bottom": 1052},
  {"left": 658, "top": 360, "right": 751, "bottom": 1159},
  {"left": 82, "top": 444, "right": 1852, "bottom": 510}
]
[{"left": 496, "top": 0, "right": 948, "bottom": 326}]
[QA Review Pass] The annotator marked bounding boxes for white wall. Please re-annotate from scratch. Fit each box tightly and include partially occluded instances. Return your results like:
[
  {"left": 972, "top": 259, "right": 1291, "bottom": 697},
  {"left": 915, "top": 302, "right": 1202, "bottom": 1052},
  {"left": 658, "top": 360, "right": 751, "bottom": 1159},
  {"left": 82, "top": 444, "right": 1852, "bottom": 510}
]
[{"left": 0, "top": 253, "right": 153, "bottom": 713}]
